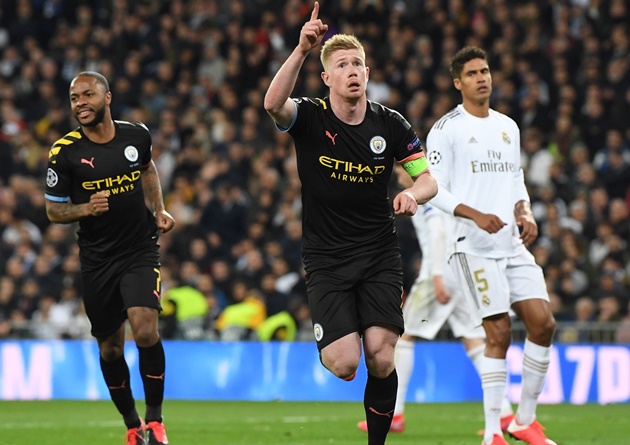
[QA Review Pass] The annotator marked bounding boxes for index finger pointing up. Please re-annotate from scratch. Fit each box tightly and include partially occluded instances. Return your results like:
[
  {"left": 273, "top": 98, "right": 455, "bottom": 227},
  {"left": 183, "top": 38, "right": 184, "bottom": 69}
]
[{"left": 311, "top": 1, "right": 319, "bottom": 21}]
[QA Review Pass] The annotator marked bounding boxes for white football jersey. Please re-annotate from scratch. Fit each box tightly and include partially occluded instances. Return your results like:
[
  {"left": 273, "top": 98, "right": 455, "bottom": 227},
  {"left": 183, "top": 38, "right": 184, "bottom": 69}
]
[
  {"left": 411, "top": 203, "right": 454, "bottom": 284},
  {"left": 427, "top": 104, "right": 530, "bottom": 259}
]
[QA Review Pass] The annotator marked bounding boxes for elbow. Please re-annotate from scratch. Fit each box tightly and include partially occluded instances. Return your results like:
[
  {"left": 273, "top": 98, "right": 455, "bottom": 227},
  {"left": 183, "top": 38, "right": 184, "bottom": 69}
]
[
  {"left": 263, "top": 94, "right": 278, "bottom": 115},
  {"left": 45, "top": 206, "right": 63, "bottom": 224},
  {"left": 263, "top": 98, "right": 272, "bottom": 114},
  {"left": 264, "top": 93, "right": 290, "bottom": 117},
  {"left": 46, "top": 212, "right": 60, "bottom": 224},
  {"left": 264, "top": 103, "right": 282, "bottom": 118},
  {"left": 46, "top": 209, "right": 59, "bottom": 224}
]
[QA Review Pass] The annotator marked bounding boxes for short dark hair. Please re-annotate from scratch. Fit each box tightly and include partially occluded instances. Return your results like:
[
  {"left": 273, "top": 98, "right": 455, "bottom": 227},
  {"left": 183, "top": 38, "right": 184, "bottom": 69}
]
[
  {"left": 73, "top": 71, "right": 110, "bottom": 92},
  {"left": 449, "top": 46, "right": 488, "bottom": 79}
]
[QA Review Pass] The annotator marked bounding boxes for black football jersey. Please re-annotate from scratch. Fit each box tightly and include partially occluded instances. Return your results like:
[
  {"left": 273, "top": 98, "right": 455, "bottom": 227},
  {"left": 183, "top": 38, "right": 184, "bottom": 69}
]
[
  {"left": 45, "top": 121, "right": 158, "bottom": 265},
  {"left": 285, "top": 97, "right": 424, "bottom": 256}
]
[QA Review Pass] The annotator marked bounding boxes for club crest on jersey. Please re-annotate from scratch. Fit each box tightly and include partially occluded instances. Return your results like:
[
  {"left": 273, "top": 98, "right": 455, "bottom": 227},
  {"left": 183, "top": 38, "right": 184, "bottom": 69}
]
[
  {"left": 124, "top": 146, "right": 139, "bottom": 162},
  {"left": 502, "top": 132, "right": 511, "bottom": 144},
  {"left": 428, "top": 151, "right": 441, "bottom": 165},
  {"left": 313, "top": 323, "right": 324, "bottom": 342},
  {"left": 369, "top": 136, "right": 386, "bottom": 154},
  {"left": 46, "top": 168, "right": 58, "bottom": 187}
]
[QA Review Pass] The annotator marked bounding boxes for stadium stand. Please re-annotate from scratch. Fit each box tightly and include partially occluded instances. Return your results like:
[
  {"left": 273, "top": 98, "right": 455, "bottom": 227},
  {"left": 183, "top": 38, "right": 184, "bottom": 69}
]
[{"left": 0, "top": 0, "right": 627, "bottom": 341}]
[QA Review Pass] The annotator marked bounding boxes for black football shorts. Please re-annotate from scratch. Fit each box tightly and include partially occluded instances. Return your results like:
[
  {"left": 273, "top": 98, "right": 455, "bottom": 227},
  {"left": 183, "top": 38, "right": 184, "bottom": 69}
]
[
  {"left": 80, "top": 247, "right": 162, "bottom": 338},
  {"left": 304, "top": 244, "right": 404, "bottom": 350}
]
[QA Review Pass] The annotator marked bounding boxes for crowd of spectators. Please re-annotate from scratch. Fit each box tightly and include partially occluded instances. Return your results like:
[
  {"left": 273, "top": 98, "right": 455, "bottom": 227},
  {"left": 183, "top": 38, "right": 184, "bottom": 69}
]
[{"left": 0, "top": 0, "right": 628, "bottom": 342}]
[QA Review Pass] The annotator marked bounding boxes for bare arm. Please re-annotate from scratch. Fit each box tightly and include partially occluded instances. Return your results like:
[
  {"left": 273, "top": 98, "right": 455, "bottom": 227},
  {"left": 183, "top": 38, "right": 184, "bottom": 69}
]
[
  {"left": 141, "top": 160, "right": 165, "bottom": 214},
  {"left": 393, "top": 169, "right": 438, "bottom": 215},
  {"left": 453, "top": 203, "right": 506, "bottom": 234},
  {"left": 263, "top": 2, "right": 328, "bottom": 128},
  {"left": 514, "top": 199, "right": 537, "bottom": 246},
  {"left": 46, "top": 191, "right": 109, "bottom": 224},
  {"left": 141, "top": 160, "right": 175, "bottom": 233},
  {"left": 406, "top": 169, "right": 438, "bottom": 204},
  {"left": 429, "top": 173, "right": 505, "bottom": 233}
]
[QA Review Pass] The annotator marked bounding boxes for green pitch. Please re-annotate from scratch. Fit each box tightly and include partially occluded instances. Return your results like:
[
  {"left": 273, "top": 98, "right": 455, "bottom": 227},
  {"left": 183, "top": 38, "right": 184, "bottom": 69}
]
[{"left": 0, "top": 400, "right": 626, "bottom": 444}]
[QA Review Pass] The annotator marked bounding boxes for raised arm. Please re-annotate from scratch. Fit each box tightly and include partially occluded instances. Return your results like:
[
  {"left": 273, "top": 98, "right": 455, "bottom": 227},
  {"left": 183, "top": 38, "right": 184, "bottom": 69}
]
[
  {"left": 141, "top": 160, "right": 175, "bottom": 233},
  {"left": 263, "top": 1, "right": 328, "bottom": 128}
]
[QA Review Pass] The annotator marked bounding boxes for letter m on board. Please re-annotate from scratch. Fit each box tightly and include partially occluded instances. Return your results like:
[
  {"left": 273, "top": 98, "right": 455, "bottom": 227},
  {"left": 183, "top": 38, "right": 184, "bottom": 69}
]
[{"left": 1, "top": 344, "right": 52, "bottom": 399}]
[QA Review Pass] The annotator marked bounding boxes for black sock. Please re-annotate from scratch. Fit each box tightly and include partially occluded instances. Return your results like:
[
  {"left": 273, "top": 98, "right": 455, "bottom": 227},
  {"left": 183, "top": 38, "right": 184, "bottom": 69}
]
[
  {"left": 138, "top": 339, "right": 166, "bottom": 422},
  {"left": 100, "top": 355, "right": 140, "bottom": 429},
  {"left": 364, "top": 369, "right": 398, "bottom": 445}
]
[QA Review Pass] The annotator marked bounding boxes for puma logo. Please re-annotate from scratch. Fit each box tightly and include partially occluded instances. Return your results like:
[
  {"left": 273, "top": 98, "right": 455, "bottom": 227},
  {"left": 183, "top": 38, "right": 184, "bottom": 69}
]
[
  {"left": 108, "top": 379, "right": 127, "bottom": 390},
  {"left": 146, "top": 373, "right": 165, "bottom": 380},
  {"left": 368, "top": 407, "right": 393, "bottom": 418},
  {"left": 325, "top": 130, "right": 338, "bottom": 145},
  {"left": 153, "top": 290, "right": 161, "bottom": 300},
  {"left": 81, "top": 157, "right": 95, "bottom": 168}
]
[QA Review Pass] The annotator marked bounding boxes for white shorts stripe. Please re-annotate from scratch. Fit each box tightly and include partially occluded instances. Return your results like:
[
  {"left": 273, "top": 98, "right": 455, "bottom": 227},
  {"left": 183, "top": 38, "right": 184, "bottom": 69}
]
[{"left": 450, "top": 250, "right": 548, "bottom": 323}]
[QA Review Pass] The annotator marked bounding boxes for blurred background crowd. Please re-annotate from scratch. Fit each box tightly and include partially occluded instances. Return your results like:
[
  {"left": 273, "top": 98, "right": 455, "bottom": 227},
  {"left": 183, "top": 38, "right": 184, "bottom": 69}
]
[{"left": 0, "top": 0, "right": 628, "bottom": 343}]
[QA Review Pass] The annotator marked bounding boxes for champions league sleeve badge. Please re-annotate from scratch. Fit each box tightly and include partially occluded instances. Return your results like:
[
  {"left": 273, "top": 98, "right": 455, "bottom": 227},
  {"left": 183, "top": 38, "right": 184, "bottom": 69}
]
[
  {"left": 46, "top": 168, "right": 58, "bottom": 187},
  {"left": 428, "top": 151, "right": 441, "bottom": 165}
]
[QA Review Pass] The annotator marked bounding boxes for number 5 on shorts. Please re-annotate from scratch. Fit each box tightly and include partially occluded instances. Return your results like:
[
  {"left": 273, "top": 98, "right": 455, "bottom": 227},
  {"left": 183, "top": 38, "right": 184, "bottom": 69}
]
[{"left": 474, "top": 269, "right": 488, "bottom": 292}]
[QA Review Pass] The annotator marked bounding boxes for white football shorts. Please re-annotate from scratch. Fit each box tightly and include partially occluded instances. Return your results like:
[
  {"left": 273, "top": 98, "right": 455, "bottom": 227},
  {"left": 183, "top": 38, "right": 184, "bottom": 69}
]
[
  {"left": 402, "top": 277, "right": 484, "bottom": 340},
  {"left": 450, "top": 249, "right": 549, "bottom": 326}
]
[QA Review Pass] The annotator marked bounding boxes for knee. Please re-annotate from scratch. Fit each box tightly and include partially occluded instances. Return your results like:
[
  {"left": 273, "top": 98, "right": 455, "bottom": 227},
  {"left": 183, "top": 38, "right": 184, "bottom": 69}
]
[
  {"left": 133, "top": 326, "right": 159, "bottom": 347},
  {"left": 543, "top": 314, "right": 557, "bottom": 338},
  {"left": 529, "top": 315, "right": 557, "bottom": 344},
  {"left": 99, "top": 342, "right": 124, "bottom": 362},
  {"left": 485, "top": 325, "right": 512, "bottom": 351},
  {"left": 364, "top": 349, "right": 395, "bottom": 378},
  {"left": 322, "top": 354, "right": 360, "bottom": 380},
  {"left": 128, "top": 307, "right": 159, "bottom": 347}
]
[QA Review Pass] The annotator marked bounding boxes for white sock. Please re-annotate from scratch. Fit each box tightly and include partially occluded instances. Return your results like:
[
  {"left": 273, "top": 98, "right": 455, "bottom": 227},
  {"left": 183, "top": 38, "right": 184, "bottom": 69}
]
[
  {"left": 468, "top": 344, "right": 513, "bottom": 418},
  {"left": 480, "top": 356, "right": 507, "bottom": 444},
  {"left": 466, "top": 343, "right": 486, "bottom": 372},
  {"left": 393, "top": 338, "right": 414, "bottom": 416},
  {"left": 517, "top": 339, "right": 550, "bottom": 426},
  {"left": 501, "top": 394, "right": 514, "bottom": 418}
]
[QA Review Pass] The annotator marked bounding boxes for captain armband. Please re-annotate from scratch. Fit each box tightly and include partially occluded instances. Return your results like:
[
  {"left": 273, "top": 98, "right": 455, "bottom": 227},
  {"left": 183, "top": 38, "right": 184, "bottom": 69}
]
[{"left": 401, "top": 156, "right": 429, "bottom": 177}]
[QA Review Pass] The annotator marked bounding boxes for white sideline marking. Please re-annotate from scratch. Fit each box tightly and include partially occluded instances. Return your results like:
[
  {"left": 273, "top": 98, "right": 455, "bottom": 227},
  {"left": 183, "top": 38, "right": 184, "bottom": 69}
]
[
  {"left": 242, "top": 415, "right": 342, "bottom": 423},
  {"left": 281, "top": 416, "right": 341, "bottom": 423},
  {"left": 0, "top": 420, "right": 121, "bottom": 429},
  {"left": 0, "top": 416, "right": 342, "bottom": 430}
]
